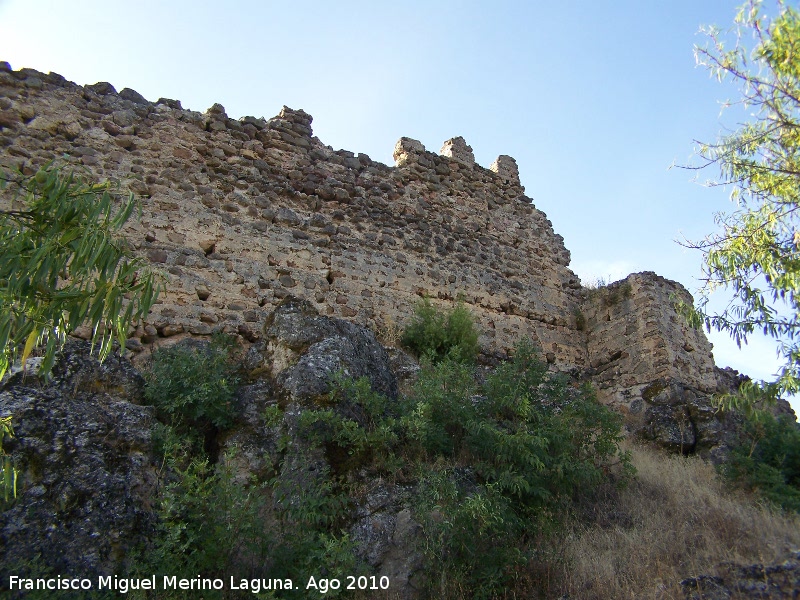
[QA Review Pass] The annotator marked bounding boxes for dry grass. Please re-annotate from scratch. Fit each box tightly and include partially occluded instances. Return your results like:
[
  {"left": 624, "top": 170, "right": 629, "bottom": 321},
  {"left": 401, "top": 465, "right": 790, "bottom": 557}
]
[
  {"left": 376, "top": 315, "right": 403, "bottom": 348},
  {"left": 542, "top": 441, "right": 800, "bottom": 599}
]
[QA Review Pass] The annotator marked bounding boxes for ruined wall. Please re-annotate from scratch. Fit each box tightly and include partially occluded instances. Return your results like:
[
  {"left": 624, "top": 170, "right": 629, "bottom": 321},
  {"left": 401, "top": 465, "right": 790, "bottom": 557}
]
[
  {"left": 0, "top": 63, "right": 739, "bottom": 431},
  {"left": 0, "top": 63, "right": 587, "bottom": 367},
  {"left": 582, "top": 272, "right": 718, "bottom": 407}
]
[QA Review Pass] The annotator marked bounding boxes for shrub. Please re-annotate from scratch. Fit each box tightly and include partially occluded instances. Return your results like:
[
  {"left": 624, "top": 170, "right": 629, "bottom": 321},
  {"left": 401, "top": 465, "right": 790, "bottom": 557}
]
[
  {"left": 144, "top": 334, "right": 240, "bottom": 446},
  {"left": 405, "top": 339, "right": 631, "bottom": 597},
  {"left": 584, "top": 278, "right": 633, "bottom": 306},
  {"left": 401, "top": 297, "right": 479, "bottom": 363},
  {"left": 294, "top": 372, "right": 401, "bottom": 473},
  {"left": 722, "top": 411, "right": 800, "bottom": 512},
  {"left": 401, "top": 357, "right": 477, "bottom": 459},
  {"left": 138, "top": 336, "right": 629, "bottom": 599},
  {"left": 416, "top": 469, "right": 526, "bottom": 599},
  {"left": 137, "top": 374, "right": 366, "bottom": 599},
  {"left": 573, "top": 308, "right": 587, "bottom": 331},
  {"left": 143, "top": 453, "right": 273, "bottom": 595}
]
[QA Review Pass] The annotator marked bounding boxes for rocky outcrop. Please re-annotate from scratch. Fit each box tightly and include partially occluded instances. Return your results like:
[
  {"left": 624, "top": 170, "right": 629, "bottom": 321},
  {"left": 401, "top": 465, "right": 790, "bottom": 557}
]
[
  {"left": 259, "top": 296, "right": 398, "bottom": 403},
  {"left": 681, "top": 550, "right": 800, "bottom": 599},
  {"left": 0, "top": 302, "right": 424, "bottom": 596},
  {"left": 635, "top": 378, "right": 740, "bottom": 461},
  {"left": 0, "top": 341, "right": 158, "bottom": 578}
]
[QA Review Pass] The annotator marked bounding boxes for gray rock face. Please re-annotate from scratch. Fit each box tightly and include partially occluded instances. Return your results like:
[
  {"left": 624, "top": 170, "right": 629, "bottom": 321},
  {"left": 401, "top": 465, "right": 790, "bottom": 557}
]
[
  {"left": 220, "top": 378, "right": 281, "bottom": 482},
  {"left": 234, "top": 301, "right": 421, "bottom": 597},
  {"left": 263, "top": 296, "right": 398, "bottom": 403},
  {"left": 0, "top": 341, "right": 158, "bottom": 580},
  {"left": 0, "top": 306, "right": 420, "bottom": 594},
  {"left": 350, "top": 483, "right": 425, "bottom": 600},
  {"left": 637, "top": 379, "right": 737, "bottom": 459}
]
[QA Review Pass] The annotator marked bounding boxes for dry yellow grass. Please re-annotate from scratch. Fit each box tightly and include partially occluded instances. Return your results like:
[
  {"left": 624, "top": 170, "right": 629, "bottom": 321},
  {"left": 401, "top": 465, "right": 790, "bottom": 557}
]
[{"left": 544, "top": 442, "right": 800, "bottom": 599}]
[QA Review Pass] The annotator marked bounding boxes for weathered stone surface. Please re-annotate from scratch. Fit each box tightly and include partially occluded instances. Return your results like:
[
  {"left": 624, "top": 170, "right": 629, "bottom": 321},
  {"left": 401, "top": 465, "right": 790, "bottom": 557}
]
[
  {"left": 681, "top": 551, "right": 800, "bottom": 599},
  {"left": 393, "top": 136, "right": 426, "bottom": 166},
  {"left": 440, "top": 136, "right": 475, "bottom": 165},
  {"left": 219, "top": 378, "right": 281, "bottom": 482},
  {"left": 489, "top": 154, "right": 520, "bottom": 185},
  {"left": 582, "top": 273, "right": 718, "bottom": 401},
  {"left": 577, "top": 272, "right": 772, "bottom": 457},
  {"left": 0, "top": 341, "right": 158, "bottom": 579},
  {"left": 263, "top": 297, "right": 398, "bottom": 403},
  {"left": 636, "top": 378, "right": 739, "bottom": 460},
  {"left": 0, "top": 67, "right": 586, "bottom": 376},
  {"left": 231, "top": 302, "right": 420, "bottom": 597}
]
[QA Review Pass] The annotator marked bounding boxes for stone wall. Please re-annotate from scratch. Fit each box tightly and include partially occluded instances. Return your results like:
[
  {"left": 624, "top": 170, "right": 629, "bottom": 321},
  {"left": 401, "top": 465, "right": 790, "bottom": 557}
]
[
  {"left": 1, "top": 63, "right": 773, "bottom": 444},
  {"left": 0, "top": 63, "right": 586, "bottom": 368},
  {"left": 581, "top": 272, "right": 718, "bottom": 408}
]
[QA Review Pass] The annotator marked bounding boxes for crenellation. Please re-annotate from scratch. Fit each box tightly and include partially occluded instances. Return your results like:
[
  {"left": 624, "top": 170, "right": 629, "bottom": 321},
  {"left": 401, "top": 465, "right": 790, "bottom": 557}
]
[
  {"left": 440, "top": 136, "right": 475, "bottom": 166},
  {"left": 490, "top": 154, "right": 520, "bottom": 186}
]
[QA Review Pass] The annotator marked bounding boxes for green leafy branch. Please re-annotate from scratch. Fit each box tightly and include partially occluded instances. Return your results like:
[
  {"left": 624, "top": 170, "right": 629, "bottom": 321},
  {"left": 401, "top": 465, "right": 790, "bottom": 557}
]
[{"left": 0, "top": 164, "right": 162, "bottom": 381}]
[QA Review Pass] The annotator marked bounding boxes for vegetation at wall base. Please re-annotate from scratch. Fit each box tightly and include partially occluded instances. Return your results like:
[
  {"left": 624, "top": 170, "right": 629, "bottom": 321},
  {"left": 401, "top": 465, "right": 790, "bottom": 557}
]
[
  {"left": 144, "top": 333, "right": 241, "bottom": 458},
  {"left": 404, "top": 340, "right": 631, "bottom": 597},
  {"left": 130, "top": 335, "right": 631, "bottom": 599},
  {"left": 540, "top": 441, "right": 800, "bottom": 599}
]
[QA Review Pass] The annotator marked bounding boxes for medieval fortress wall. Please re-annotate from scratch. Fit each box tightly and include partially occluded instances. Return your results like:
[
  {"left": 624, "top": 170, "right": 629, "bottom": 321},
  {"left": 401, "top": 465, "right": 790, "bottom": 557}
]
[{"left": 0, "top": 63, "right": 720, "bottom": 410}]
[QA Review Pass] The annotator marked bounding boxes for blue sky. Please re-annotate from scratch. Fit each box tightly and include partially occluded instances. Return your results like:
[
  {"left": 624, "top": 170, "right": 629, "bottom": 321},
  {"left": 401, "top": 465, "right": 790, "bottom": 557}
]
[{"left": 1, "top": 0, "right": 796, "bottom": 413}]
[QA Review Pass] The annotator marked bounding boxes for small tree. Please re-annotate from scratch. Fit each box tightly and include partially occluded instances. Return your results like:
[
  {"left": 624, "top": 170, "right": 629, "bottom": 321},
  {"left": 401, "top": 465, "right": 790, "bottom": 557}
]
[
  {"left": 684, "top": 1, "right": 800, "bottom": 406},
  {"left": 0, "top": 164, "right": 161, "bottom": 501}
]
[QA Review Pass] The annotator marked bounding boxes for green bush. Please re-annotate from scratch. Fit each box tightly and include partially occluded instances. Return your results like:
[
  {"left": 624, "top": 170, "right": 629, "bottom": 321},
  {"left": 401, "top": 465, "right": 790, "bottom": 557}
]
[
  {"left": 401, "top": 297, "right": 479, "bottom": 363},
  {"left": 294, "top": 373, "right": 401, "bottom": 473},
  {"left": 136, "top": 335, "right": 629, "bottom": 599},
  {"left": 144, "top": 453, "right": 273, "bottom": 595},
  {"left": 136, "top": 373, "right": 374, "bottom": 599},
  {"left": 404, "top": 339, "right": 631, "bottom": 597},
  {"left": 723, "top": 411, "right": 800, "bottom": 512},
  {"left": 401, "top": 357, "right": 477, "bottom": 458},
  {"left": 417, "top": 470, "right": 526, "bottom": 599},
  {"left": 144, "top": 334, "right": 240, "bottom": 443}
]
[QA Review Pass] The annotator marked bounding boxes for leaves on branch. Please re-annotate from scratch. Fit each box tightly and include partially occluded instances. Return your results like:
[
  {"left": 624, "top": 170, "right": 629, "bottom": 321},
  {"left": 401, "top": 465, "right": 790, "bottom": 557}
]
[
  {"left": 0, "top": 164, "right": 162, "bottom": 381},
  {"left": 682, "top": 1, "right": 800, "bottom": 402}
]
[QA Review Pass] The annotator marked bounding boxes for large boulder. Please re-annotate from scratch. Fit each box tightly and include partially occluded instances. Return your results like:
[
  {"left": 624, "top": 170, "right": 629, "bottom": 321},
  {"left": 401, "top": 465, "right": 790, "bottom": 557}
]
[
  {"left": 636, "top": 379, "right": 736, "bottom": 459},
  {"left": 248, "top": 296, "right": 398, "bottom": 404},
  {"left": 636, "top": 369, "right": 796, "bottom": 462},
  {"left": 0, "top": 341, "right": 158, "bottom": 580}
]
